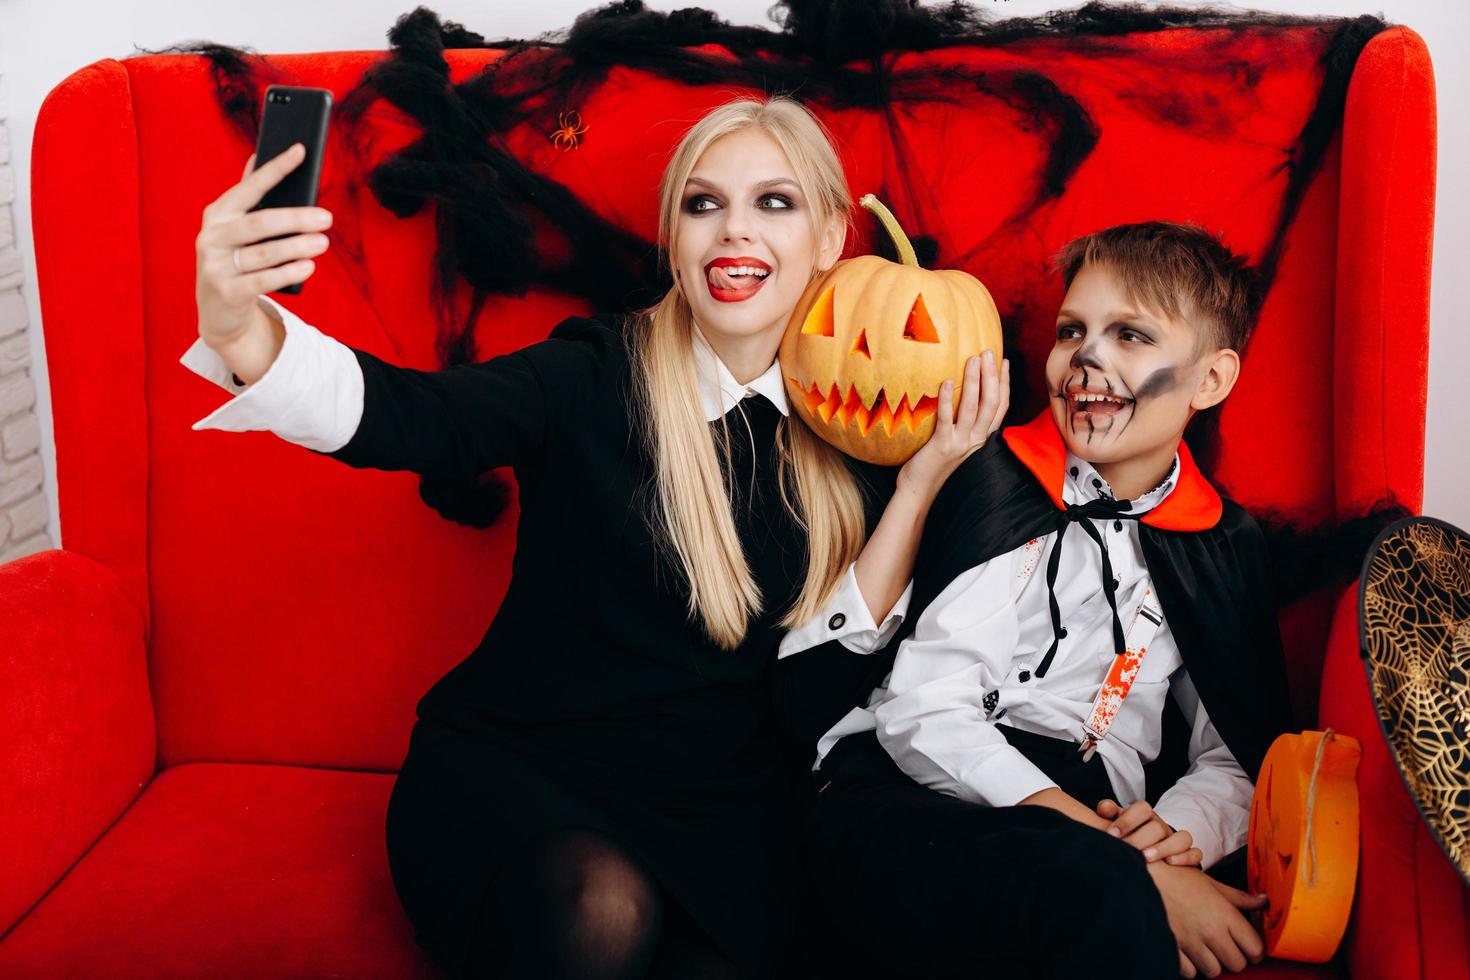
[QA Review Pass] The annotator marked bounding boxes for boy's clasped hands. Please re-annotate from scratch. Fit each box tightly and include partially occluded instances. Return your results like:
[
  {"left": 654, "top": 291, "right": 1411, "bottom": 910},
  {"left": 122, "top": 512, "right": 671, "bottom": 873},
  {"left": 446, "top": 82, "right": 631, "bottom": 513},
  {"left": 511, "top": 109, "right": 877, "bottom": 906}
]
[
  {"left": 1096, "top": 797, "right": 1267, "bottom": 978},
  {"left": 1097, "top": 797, "right": 1200, "bottom": 864}
]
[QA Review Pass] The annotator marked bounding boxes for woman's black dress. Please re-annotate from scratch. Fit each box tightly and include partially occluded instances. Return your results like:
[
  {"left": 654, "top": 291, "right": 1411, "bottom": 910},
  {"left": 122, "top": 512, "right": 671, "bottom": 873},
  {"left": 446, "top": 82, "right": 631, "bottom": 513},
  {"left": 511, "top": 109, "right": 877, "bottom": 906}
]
[{"left": 321, "top": 314, "right": 809, "bottom": 975}]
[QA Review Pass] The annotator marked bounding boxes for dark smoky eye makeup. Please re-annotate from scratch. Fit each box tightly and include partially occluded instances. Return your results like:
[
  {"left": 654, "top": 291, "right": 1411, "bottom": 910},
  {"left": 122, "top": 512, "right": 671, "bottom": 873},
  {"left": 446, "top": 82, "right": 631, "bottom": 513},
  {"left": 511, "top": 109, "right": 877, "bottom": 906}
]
[
  {"left": 1115, "top": 323, "right": 1156, "bottom": 343},
  {"left": 682, "top": 192, "right": 797, "bottom": 214}
]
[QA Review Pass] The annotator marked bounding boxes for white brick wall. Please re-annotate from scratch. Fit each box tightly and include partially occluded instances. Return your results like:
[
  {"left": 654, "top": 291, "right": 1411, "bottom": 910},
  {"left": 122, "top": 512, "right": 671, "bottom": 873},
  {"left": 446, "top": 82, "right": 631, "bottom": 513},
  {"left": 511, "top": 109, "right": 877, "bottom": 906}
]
[{"left": 0, "top": 77, "right": 52, "bottom": 565}]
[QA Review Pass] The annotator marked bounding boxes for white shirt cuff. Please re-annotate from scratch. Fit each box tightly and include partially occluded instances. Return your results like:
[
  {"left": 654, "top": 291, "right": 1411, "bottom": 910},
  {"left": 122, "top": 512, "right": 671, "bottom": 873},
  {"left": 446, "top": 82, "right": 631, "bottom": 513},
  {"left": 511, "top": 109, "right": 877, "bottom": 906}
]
[
  {"left": 776, "top": 562, "right": 913, "bottom": 659},
  {"left": 180, "top": 295, "right": 364, "bottom": 453},
  {"left": 814, "top": 705, "right": 880, "bottom": 770},
  {"left": 961, "top": 739, "right": 1059, "bottom": 808},
  {"left": 1153, "top": 796, "right": 1239, "bottom": 871}
]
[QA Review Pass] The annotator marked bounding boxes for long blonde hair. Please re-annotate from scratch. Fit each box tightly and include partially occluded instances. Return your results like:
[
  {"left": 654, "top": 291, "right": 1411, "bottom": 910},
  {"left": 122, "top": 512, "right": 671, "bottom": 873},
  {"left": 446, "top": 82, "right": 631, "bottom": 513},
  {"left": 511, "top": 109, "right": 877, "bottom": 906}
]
[{"left": 629, "top": 96, "right": 868, "bottom": 651}]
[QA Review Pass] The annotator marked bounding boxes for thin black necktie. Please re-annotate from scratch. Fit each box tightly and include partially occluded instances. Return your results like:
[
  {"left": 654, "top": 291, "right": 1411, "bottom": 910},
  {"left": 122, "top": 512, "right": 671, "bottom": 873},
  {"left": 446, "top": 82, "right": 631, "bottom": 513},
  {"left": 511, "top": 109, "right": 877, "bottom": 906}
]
[{"left": 1035, "top": 497, "right": 1140, "bottom": 678}]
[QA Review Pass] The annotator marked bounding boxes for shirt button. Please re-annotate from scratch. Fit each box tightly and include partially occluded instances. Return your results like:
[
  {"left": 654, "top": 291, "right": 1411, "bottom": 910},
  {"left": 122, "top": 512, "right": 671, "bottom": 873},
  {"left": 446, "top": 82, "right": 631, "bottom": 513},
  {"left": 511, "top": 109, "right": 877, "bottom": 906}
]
[
  {"left": 1018, "top": 670, "right": 1031, "bottom": 683},
  {"left": 828, "top": 613, "right": 846, "bottom": 631},
  {"left": 1114, "top": 520, "right": 1123, "bottom": 532},
  {"left": 1058, "top": 626, "right": 1068, "bottom": 638}
]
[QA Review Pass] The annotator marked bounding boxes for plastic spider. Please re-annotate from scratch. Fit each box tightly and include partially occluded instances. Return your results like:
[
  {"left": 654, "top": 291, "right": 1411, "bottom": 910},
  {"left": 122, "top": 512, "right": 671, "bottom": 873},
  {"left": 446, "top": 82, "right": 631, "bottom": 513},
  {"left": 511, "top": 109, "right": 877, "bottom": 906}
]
[{"left": 549, "top": 110, "right": 588, "bottom": 150}]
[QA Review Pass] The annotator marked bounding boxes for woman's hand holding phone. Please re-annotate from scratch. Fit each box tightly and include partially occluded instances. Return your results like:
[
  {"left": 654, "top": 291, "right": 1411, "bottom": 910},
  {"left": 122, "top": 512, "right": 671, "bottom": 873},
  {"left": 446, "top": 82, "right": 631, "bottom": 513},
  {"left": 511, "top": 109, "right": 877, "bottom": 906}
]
[{"left": 193, "top": 143, "right": 332, "bottom": 383}]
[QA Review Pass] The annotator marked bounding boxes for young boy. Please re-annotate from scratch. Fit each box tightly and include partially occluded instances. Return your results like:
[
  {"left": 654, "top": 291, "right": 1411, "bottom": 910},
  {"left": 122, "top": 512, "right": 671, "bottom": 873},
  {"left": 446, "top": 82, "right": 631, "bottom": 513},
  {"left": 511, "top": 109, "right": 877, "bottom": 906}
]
[{"left": 780, "top": 222, "right": 1291, "bottom": 979}]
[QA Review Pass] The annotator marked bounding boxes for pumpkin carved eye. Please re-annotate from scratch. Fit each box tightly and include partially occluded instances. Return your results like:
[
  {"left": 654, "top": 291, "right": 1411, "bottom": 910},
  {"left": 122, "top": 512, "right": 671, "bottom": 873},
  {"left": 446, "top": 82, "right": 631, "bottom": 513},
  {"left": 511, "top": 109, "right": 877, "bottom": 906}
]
[
  {"left": 801, "top": 285, "right": 836, "bottom": 336},
  {"left": 903, "top": 294, "right": 940, "bottom": 343}
]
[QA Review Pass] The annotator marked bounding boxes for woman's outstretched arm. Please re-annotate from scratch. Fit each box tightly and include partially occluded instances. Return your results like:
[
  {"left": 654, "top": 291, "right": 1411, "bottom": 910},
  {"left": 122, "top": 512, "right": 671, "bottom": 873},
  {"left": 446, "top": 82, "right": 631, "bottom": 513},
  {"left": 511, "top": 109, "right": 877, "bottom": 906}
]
[{"left": 188, "top": 145, "right": 581, "bottom": 475}]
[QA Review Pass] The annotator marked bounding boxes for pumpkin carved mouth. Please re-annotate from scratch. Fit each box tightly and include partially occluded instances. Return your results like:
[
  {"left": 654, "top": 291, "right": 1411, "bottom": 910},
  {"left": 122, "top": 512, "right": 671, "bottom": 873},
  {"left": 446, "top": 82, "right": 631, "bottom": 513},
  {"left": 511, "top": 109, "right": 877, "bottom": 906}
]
[{"left": 789, "top": 379, "right": 939, "bottom": 436}]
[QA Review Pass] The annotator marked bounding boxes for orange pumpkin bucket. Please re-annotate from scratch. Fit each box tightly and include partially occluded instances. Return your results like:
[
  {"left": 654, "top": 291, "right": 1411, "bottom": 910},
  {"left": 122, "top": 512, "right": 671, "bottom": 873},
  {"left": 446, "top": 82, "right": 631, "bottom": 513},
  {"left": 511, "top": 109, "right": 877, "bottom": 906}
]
[
  {"left": 779, "top": 195, "right": 1004, "bottom": 465},
  {"left": 1247, "top": 729, "right": 1362, "bottom": 962}
]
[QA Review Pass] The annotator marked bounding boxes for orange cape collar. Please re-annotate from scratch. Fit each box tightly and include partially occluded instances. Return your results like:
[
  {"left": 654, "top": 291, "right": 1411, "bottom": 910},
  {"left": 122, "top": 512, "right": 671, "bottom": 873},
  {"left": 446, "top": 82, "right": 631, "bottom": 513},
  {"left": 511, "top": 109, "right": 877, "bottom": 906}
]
[{"left": 1000, "top": 410, "right": 1223, "bottom": 532}]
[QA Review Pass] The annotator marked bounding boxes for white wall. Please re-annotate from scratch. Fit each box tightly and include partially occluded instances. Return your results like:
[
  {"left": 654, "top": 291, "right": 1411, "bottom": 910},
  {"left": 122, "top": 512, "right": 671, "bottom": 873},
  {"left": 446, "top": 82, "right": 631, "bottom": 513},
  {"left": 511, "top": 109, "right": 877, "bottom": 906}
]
[{"left": 1, "top": 0, "right": 1463, "bottom": 540}]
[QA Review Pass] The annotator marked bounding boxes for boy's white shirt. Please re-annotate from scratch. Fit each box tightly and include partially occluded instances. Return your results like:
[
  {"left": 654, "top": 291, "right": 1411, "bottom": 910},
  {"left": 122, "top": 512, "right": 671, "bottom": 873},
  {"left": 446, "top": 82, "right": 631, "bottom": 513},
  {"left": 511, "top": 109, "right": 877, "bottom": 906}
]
[
  {"left": 779, "top": 451, "right": 1253, "bottom": 870},
  {"left": 179, "top": 293, "right": 910, "bottom": 645}
]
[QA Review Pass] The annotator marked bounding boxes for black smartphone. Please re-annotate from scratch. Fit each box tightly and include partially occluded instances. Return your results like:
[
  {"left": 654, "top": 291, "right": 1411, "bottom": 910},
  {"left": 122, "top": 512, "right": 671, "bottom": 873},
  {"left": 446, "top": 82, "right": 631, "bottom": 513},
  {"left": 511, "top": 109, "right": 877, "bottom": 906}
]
[{"left": 249, "top": 85, "right": 332, "bottom": 295}]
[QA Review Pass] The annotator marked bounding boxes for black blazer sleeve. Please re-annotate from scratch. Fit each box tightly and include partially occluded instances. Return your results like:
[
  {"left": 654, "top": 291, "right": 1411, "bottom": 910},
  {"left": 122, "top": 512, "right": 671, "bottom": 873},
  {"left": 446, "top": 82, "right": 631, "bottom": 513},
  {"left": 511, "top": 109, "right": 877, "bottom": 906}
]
[{"left": 322, "top": 316, "right": 612, "bottom": 476}]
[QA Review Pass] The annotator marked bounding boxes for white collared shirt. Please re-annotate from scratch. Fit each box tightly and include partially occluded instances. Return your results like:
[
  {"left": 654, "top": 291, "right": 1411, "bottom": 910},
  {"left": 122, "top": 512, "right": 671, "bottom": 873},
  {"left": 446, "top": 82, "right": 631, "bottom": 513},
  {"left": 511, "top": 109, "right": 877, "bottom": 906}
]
[
  {"left": 689, "top": 321, "right": 790, "bottom": 422},
  {"left": 781, "top": 453, "right": 1252, "bottom": 869}
]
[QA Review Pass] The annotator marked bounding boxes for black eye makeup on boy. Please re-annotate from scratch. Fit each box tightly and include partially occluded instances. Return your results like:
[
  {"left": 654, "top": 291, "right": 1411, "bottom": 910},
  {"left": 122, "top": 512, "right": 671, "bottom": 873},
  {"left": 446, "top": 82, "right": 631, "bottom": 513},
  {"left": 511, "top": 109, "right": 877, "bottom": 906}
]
[{"left": 1114, "top": 320, "right": 1155, "bottom": 344}]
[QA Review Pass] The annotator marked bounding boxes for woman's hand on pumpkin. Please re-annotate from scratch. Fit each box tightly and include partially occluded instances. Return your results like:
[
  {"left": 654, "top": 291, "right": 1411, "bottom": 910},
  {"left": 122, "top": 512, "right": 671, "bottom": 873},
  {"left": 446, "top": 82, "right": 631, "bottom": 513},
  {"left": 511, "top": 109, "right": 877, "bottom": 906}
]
[
  {"left": 897, "top": 349, "right": 1009, "bottom": 495},
  {"left": 195, "top": 144, "right": 333, "bottom": 379}
]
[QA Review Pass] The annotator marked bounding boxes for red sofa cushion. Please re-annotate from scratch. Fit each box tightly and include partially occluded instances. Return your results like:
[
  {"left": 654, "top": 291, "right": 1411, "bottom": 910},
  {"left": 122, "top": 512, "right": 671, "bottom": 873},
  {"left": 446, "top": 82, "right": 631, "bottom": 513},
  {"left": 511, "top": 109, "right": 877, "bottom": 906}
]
[
  {"left": 0, "top": 754, "right": 1349, "bottom": 977},
  {"left": 0, "top": 763, "right": 438, "bottom": 978},
  {"left": 0, "top": 550, "right": 153, "bottom": 936}
]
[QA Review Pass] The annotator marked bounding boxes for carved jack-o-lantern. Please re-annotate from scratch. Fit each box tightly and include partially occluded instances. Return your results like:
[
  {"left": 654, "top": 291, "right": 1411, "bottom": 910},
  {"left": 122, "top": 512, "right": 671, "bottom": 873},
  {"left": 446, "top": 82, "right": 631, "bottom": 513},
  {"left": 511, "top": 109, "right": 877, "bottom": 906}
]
[{"left": 780, "top": 195, "right": 1003, "bottom": 465}]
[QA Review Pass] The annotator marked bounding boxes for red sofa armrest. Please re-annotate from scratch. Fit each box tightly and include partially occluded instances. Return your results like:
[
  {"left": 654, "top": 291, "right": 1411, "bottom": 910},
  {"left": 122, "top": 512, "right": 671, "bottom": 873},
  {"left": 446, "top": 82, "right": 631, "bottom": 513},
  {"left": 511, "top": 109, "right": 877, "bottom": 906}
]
[
  {"left": 1333, "top": 25, "right": 1435, "bottom": 516},
  {"left": 1318, "top": 585, "right": 1470, "bottom": 978},
  {"left": 0, "top": 550, "right": 154, "bottom": 936}
]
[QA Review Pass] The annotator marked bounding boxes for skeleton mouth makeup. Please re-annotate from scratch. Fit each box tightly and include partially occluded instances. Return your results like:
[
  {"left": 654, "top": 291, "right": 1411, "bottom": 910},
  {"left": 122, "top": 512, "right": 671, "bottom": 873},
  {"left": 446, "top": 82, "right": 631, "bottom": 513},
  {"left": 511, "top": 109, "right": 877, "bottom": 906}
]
[
  {"left": 1065, "top": 385, "right": 1135, "bottom": 417},
  {"left": 1054, "top": 374, "right": 1139, "bottom": 445},
  {"left": 705, "top": 256, "right": 772, "bottom": 303}
]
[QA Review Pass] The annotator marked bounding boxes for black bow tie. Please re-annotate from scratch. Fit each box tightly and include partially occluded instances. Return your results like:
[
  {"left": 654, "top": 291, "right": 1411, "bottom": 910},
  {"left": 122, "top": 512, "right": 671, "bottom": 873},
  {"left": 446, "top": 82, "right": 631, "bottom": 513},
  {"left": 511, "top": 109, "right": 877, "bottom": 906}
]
[{"left": 1035, "top": 497, "right": 1140, "bottom": 678}]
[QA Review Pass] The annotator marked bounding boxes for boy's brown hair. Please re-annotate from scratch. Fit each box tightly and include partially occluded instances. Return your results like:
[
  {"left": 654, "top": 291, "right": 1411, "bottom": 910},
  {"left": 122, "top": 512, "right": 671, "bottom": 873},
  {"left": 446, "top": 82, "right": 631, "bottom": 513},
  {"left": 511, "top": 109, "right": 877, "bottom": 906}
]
[{"left": 1052, "top": 221, "right": 1260, "bottom": 353}]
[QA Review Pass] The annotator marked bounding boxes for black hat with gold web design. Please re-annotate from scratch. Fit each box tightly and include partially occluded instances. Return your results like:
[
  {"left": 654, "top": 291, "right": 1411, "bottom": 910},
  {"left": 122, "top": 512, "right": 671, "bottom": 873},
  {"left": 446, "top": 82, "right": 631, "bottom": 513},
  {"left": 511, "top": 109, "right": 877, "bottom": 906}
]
[{"left": 1359, "top": 515, "right": 1470, "bottom": 883}]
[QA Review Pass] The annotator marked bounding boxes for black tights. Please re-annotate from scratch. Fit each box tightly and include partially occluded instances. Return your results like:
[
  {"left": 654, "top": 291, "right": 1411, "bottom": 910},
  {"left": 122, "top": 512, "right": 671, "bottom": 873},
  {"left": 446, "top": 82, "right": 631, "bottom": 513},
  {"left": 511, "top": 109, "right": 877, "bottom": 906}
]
[{"left": 461, "top": 828, "right": 743, "bottom": 980}]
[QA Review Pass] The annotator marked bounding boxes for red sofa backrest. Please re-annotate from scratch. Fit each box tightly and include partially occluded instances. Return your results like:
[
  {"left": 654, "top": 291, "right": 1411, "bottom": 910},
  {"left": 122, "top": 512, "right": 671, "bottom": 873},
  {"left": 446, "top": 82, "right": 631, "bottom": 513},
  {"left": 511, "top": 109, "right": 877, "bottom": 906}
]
[{"left": 30, "top": 23, "right": 1434, "bottom": 773}]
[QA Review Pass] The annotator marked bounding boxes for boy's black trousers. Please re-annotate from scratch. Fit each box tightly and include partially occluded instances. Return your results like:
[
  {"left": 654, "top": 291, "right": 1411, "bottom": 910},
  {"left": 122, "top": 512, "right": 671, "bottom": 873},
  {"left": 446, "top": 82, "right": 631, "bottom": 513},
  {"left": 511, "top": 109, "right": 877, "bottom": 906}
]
[{"left": 799, "top": 731, "right": 1180, "bottom": 980}]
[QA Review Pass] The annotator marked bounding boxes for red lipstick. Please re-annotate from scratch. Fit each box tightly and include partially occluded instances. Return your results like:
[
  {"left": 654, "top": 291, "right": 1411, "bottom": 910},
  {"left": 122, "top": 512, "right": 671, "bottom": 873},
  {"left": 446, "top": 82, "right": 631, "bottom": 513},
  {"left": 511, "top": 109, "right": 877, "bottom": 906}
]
[{"left": 703, "top": 256, "right": 772, "bottom": 303}]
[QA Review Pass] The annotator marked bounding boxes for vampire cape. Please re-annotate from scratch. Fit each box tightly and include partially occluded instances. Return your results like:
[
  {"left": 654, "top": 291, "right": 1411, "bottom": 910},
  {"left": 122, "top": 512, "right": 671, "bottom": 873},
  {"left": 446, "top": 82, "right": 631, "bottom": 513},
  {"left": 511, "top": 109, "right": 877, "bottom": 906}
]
[{"left": 776, "top": 410, "right": 1294, "bottom": 799}]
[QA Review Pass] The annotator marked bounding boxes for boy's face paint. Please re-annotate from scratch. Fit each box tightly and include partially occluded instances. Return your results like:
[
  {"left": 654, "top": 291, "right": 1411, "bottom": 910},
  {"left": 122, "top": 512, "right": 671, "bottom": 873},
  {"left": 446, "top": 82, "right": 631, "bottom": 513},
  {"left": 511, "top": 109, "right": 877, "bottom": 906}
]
[{"left": 1044, "top": 263, "right": 1210, "bottom": 472}]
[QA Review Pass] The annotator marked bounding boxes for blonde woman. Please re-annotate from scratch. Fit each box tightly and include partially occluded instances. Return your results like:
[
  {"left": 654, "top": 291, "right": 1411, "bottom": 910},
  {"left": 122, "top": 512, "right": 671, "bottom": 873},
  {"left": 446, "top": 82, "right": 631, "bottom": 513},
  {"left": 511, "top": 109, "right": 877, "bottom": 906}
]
[{"left": 187, "top": 97, "right": 1007, "bottom": 979}]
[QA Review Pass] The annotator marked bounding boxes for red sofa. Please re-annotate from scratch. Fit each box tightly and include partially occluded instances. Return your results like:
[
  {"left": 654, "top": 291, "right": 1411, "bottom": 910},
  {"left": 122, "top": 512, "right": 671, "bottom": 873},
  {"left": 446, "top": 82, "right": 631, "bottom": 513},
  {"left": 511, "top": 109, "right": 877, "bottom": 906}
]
[{"left": 2, "top": 19, "right": 1459, "bottom": 978}]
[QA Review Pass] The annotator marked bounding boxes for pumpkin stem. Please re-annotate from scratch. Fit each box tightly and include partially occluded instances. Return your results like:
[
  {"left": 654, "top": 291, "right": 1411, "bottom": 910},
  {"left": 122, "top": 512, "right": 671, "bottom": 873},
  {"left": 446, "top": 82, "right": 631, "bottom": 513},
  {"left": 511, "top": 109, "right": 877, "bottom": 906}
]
[{"left": 859, "top": 194, "right": 919, "bottom": 267}]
